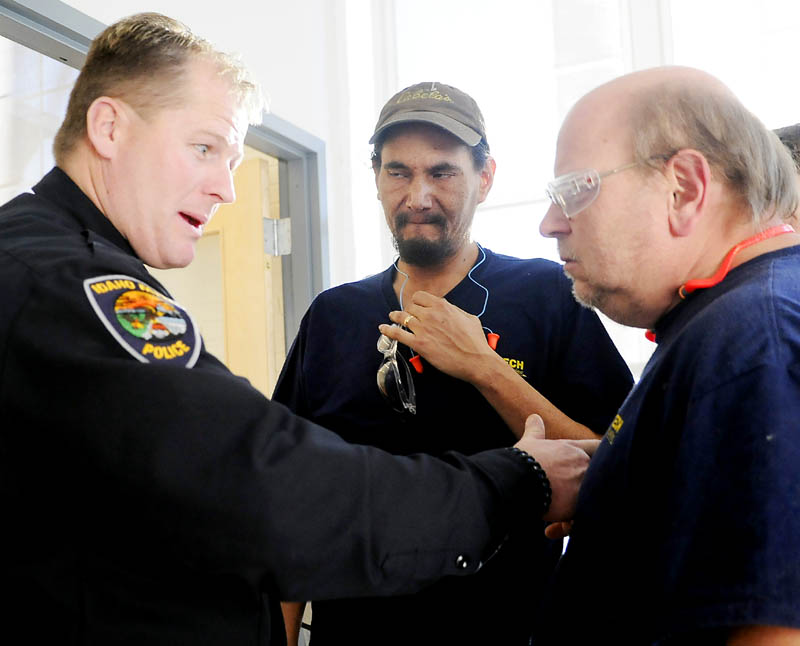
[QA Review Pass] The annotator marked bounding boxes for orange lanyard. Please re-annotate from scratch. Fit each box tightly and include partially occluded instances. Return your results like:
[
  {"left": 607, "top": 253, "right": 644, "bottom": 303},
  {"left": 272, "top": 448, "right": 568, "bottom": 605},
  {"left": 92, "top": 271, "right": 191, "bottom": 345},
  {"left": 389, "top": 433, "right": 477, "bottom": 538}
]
[{"left": 646, "top": 223, "right": 796, "bottom": 343}]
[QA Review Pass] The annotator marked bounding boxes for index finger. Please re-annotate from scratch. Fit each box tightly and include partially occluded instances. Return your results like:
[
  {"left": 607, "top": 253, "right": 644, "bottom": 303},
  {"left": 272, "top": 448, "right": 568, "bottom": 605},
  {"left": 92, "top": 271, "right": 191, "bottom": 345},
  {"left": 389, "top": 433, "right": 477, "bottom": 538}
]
[
  {"left": 565, "top": 438, "right": 602, "bottom": 457},
  {"left": 378, "top": 321, "right": 417, "bottom": 348}
]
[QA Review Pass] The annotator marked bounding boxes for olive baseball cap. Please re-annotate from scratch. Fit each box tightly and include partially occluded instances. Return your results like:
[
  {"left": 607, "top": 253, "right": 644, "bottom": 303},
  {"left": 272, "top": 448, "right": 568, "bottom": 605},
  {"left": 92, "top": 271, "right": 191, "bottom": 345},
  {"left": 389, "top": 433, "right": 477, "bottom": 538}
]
[{"left": 369, "top": 81, "right": 487, "bottom": 147}]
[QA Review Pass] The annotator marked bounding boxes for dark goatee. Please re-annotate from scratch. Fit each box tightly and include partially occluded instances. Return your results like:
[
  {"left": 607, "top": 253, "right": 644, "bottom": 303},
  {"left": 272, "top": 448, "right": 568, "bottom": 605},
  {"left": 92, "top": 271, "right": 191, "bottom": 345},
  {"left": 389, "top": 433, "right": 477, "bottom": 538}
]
[{"left": 392, "top": 214, "right": 458, "bottom": 267}]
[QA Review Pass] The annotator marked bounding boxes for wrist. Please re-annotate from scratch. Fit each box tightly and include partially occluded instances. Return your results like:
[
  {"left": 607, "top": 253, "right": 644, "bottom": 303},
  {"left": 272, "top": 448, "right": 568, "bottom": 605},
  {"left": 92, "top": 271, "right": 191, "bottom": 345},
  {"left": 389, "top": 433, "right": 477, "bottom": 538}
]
[
  {"left": 505, "top": 446, "right": 552, "bottom": 517},
  {"left": 471, "top": 349, "right": 513, "bottom": 389}
]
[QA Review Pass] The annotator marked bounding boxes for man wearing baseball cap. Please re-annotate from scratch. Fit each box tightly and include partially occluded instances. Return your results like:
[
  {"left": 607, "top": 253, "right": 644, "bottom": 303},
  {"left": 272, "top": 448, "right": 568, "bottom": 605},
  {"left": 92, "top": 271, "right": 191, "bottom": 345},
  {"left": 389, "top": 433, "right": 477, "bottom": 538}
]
[{"left": 274, "top": 82, "right": 633, "bottom": 645}]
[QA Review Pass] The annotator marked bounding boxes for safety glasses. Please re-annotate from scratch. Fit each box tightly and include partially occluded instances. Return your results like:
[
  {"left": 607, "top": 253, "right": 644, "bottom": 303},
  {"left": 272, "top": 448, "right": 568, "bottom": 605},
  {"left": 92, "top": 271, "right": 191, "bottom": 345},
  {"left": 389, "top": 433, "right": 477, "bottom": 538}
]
[
  {"left": 376, "top": 328, "right": 416, "bottom": 414},
  {"left": 546, "top": 161, "right": 640, "bottom": 219}
]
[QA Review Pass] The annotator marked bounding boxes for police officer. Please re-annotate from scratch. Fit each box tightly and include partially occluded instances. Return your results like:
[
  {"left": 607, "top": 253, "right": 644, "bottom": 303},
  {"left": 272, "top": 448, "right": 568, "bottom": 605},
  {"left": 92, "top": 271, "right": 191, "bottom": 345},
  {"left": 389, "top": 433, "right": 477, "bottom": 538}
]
[{"left": 0, "top": 13, "right": 597, "bottom": 645}]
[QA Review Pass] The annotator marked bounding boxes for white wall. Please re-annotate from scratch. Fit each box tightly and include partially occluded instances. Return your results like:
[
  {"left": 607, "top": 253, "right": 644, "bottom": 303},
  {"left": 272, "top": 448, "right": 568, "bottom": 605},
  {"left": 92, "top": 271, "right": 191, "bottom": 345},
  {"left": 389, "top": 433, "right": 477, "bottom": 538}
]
[
  {"left": 63, "top": 0, "right": 358, "bottom": 286},
  {"left": 58, "top": 0, "right": 660, "bottom": 375},
  {"left": 57, "top": 0, "right": 800, "bottom": 378}
]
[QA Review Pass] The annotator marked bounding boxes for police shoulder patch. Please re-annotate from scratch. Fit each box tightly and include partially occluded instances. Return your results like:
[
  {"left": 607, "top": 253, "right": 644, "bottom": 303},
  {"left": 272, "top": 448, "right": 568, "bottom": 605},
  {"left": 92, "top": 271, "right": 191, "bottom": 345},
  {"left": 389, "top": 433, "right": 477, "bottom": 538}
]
[{"left": 84, "top": 274, "right": 200, "bottom": 368}]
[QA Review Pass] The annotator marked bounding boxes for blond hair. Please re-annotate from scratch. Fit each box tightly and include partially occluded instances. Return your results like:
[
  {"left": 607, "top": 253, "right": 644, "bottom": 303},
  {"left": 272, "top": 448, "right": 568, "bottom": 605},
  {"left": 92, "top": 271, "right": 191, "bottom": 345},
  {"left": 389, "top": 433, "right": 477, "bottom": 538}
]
[
  {"left": 53, "top": 12, "right": 263, "bottom": 165},
  {"left": 630, "top": 80, "right": 798, "bottom": 226}
]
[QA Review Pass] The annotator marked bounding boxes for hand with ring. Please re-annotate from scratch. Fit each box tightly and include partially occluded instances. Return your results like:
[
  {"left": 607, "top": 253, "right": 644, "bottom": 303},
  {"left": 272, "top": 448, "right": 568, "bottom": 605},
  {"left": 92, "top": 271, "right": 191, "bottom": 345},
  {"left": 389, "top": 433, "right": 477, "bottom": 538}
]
[{"left": 378, "top": 290, "right": 499, "bottom": 384}]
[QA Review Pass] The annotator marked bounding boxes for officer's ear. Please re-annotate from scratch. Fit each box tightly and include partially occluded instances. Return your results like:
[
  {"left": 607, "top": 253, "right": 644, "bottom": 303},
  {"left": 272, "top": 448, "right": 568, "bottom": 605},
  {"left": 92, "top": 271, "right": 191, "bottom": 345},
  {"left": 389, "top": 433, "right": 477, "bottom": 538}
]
[{"left": 85, "top": 96, "right": 127, "bottom": 160}]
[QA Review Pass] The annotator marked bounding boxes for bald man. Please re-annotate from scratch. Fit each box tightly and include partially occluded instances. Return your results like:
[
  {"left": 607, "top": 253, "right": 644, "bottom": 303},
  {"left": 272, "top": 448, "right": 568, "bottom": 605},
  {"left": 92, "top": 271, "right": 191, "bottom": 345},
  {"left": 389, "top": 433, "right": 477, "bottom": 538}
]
[{"left": 536, "top": 67, "right": 800, "bottom": 644}]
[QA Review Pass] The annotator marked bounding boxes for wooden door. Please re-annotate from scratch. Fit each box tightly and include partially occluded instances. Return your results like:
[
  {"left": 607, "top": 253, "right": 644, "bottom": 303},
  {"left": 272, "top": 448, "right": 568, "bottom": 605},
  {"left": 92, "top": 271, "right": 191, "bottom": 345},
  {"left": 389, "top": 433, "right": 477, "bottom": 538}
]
[{"left": 151, "top": 147, "right": 286, "bottom": 397}]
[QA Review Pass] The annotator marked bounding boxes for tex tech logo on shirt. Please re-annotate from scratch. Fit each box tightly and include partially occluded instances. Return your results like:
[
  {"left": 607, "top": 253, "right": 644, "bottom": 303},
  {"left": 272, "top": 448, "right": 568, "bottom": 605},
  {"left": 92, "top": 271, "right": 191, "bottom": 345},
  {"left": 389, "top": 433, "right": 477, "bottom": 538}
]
[
  {"left": 84, "top": 274, "right": 200, "bottom": 368},
  {"left": 606, "top": 414, "right": 624, "bottom": 445}
]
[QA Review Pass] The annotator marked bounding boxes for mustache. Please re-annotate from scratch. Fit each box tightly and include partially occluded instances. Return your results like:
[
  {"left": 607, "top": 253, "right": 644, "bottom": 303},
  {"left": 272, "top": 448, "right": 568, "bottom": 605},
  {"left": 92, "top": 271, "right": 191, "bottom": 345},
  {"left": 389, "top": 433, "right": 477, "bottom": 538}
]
[{"left": 394, "top": 213, "right": 447, "bottom": 229}]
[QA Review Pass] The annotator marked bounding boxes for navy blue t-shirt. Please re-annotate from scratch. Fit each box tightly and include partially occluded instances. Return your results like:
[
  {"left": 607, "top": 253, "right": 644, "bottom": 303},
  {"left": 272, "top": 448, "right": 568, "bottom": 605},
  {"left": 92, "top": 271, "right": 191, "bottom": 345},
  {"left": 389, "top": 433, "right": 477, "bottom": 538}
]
[
  {"left": 274, "top": 248, "right": 633, "bottom": 645},
  {"left": 538, "top": 246, "right": 800, "bottom": 645}
]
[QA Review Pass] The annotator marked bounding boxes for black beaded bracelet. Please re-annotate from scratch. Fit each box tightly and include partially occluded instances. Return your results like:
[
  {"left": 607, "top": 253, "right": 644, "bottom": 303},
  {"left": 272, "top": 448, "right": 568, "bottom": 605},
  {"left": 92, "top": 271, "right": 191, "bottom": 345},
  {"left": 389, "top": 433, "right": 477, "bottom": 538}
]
[{"left": 506, "top": 446, "right": 552, "bottom": 516}]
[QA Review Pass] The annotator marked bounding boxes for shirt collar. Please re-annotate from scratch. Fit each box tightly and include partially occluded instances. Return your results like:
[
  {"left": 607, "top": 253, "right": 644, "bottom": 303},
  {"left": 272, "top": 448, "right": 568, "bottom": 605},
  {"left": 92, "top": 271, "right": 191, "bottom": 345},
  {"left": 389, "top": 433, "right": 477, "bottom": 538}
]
[{"left": 33, "top": 166, "right": 138, "bottom": 258}]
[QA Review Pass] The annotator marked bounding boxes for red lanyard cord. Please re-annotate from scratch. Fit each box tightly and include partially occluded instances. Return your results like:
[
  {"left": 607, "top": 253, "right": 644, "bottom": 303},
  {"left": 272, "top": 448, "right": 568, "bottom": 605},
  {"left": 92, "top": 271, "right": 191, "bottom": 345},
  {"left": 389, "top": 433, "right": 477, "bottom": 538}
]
[
  {"left": 646, "top": 223, "right": 796, "bottom": 343},
  {"left": 679, "top": 223, "right": 796, "bottom": 298}
]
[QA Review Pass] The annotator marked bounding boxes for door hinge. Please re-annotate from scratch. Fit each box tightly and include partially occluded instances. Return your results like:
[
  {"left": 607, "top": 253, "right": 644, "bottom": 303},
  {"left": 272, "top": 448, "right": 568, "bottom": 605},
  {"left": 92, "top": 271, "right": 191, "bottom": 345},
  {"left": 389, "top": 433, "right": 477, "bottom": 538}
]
[{"left": 263, "top": 217, "right": 291, "bottom": 256}]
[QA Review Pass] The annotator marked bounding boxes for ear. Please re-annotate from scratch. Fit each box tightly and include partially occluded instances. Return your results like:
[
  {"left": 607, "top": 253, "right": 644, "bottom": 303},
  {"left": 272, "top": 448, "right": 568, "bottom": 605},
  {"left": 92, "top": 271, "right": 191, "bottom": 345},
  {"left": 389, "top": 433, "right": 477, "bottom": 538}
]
[
  {"left": 476, "top": 156, "right": 496, "bottom": 204},
  {"left": 85, "top": 96, "right": 126, "bottom": 160},
  {"left": 665, "top": 148, "right": 710, "bottom": 238},
  {"left": 372, "top": 159, "right": 383, "bottom": 196}
]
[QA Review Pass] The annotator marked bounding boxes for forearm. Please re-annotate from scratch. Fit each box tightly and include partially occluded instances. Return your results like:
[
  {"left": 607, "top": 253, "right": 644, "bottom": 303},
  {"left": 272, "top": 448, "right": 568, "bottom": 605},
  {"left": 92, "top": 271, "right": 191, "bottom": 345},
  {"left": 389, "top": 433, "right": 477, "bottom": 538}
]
[
  {"left": 727, "top": 626, "right": 800, "bottom": 645},
  {"left": 472, "top": 352, "right": 599, "bottom": 441},
  {"left": 380, "top": 294, "right": 600, "bottom": 441},
  {"left": 281, "top": 601, "right": 305, "bottom": 646}
]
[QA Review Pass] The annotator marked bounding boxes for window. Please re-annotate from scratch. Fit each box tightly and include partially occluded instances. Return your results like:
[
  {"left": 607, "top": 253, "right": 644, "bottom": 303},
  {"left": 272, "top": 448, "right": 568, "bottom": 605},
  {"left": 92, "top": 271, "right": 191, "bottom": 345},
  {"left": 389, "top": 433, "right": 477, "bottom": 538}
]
[
  {"left": 351, "top": 0, "right": 654, "bottom": 376},
  {"left": 0, "top": 35, "right": 77, "bottom": 204}
]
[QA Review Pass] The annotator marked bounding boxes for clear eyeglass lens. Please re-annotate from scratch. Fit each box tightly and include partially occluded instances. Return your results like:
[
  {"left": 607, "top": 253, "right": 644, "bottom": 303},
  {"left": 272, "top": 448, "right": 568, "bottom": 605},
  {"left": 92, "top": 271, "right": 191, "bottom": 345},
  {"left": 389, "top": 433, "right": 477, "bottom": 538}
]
[
  {"left": 376, "top": 335, "right": 417, "bottom": 414},
  {"left": 547, "top": 169, "right": 602, "bottom": 218},
  {"left": 377, "top": 333, "right": 393, "bottom": 353}
]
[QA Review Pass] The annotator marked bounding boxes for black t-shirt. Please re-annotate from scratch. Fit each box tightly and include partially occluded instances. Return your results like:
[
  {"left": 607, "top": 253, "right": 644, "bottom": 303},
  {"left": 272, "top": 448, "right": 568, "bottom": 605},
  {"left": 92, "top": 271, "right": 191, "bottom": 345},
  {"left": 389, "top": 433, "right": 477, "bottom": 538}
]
[{"left": 274, "top": 248, "right": 634, "bottom": 644}]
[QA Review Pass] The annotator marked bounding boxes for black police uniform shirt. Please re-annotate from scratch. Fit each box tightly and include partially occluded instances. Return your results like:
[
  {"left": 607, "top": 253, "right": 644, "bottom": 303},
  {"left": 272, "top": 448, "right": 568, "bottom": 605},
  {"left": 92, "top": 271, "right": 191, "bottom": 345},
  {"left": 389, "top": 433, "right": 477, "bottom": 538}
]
[
  {"left": 0, "top": 167, "right": 551, "bottom": 645},
  {"left": 273, "top": 248, "right": 634, "bottom": 645},
  {"left": 538, "top": 246, "right": 800, "bottom": 645}
]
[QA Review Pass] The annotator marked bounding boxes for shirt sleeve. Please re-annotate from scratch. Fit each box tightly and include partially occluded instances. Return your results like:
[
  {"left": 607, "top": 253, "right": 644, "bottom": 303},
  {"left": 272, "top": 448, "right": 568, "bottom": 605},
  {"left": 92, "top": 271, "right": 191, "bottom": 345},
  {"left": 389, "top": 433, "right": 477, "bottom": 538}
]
[
  {"left": 1, "top": 261, "right": 542, "bottom": 603},
  {"left": 659, "top": 362, "right": 800, "bottom": 634},
  {"left": 271, "top": 309, "right": 309, "bottom": 413}
]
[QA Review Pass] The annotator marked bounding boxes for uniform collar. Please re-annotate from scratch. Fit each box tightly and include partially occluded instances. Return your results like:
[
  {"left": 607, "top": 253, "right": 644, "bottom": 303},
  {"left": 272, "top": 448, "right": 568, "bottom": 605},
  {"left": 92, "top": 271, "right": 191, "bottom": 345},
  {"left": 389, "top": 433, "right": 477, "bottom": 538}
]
[{"left": 33, "top": 167, "right": 138, "bottom": 258}]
